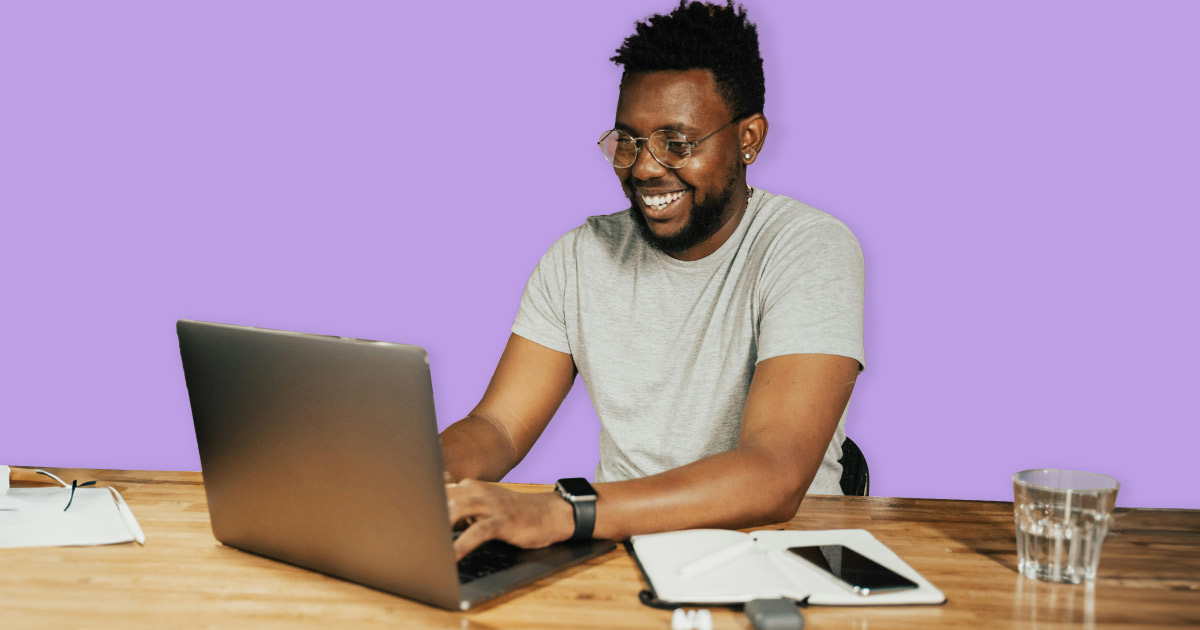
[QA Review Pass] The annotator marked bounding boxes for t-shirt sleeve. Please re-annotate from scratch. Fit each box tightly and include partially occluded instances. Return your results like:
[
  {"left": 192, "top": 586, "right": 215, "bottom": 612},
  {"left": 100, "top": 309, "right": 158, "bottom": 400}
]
[
  {"left": 756, "top": 217, "right": 866, "bottom": 371},
  {"left": 511, "top": 230, "right": 576, "bottom": 355}
]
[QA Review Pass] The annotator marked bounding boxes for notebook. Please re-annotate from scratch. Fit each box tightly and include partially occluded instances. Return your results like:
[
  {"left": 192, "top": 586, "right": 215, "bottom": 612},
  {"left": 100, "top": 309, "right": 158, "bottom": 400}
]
[
  {"left": 630, "top": 528, "right": 946, "bottom": 606},
  {"left": 177, "top": 320, "right": 615, "bottom": 611}
]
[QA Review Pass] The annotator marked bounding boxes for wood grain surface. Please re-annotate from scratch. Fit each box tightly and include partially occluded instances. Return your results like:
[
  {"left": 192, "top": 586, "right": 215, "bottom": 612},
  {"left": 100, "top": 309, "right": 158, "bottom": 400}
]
[{"left": 1, "top": 468, "right": 1197, "bottom": 629}]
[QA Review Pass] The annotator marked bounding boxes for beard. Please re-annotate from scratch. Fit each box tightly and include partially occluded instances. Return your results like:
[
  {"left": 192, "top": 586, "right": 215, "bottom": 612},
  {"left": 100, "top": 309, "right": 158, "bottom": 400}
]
[{"left": 627, "top": 180, "right": 737, "bottom": 258}]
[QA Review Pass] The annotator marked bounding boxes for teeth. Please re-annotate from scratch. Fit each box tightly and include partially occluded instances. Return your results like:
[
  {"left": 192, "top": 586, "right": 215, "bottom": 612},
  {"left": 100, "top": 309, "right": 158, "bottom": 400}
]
[{"left": 641, "top": 190, "right": 684, "bottom": 208}]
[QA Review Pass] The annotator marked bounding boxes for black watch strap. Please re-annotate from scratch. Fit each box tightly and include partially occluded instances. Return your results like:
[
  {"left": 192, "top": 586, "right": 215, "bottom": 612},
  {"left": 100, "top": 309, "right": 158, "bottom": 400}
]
[
  {"left": 556, "top": 478, "right": 597, "bottom": 542},
  {"left": 570, "top": 497, "right": 596, "bottom": 542}
]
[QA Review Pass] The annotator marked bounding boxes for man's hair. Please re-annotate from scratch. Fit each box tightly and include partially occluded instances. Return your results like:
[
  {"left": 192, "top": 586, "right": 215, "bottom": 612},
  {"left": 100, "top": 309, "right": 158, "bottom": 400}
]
[{"left": 611, "top": 1, "right": 765, "bottom": 118}]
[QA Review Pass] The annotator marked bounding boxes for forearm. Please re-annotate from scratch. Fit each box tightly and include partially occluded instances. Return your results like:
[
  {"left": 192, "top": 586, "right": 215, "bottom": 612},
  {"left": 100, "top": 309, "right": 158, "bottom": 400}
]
[
  {"left": 439, "top": 413, "right": 520, "bottom": 483},
  {"left": 445, "top": 355, "right": 854, "bottom": 558},
  {"left": 590, "top": 445, "right": 810, "bottom": 540}
]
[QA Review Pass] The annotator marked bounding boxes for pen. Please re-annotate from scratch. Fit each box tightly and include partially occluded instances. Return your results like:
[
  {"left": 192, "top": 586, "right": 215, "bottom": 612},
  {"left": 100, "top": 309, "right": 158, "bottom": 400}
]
[
  {"left": 109, "top": 487, "right": 146, "bottom": 545},
  {"left": 677, "top": 537, "right": 757, "bottom": 579}
]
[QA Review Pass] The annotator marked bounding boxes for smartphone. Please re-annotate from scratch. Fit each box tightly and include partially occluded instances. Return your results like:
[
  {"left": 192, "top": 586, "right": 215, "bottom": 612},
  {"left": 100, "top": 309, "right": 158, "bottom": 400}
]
[{"left": 786, "top": 545, "right": 919, "bottom": 595}]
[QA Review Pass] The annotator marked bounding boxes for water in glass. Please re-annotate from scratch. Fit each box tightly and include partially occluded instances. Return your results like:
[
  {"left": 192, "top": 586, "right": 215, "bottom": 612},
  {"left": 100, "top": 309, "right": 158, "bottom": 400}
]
[{"left": 1012, "top": 469, "right": 1119, "bottom": 584}]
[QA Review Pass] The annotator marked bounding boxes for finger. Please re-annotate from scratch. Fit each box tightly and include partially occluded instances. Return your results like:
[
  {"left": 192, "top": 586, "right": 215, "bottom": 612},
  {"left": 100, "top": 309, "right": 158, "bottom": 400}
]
[
  {"left": 450, "top": 514, "right": 478, "bottom": 532},
  {"left": 453, "top": 518, "right": 497, "bottom": 561},
  {"left": 445, "top": 482, "right": 492, "bottom": 528},
  {"left": 443, "top": 470, "right": 455, "bottom": 485}
]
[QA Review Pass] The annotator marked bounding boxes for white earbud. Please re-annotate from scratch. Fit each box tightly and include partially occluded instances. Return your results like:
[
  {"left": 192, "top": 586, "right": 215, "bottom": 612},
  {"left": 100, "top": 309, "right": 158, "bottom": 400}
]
[
  {"left": 671, "top": 608, "right": 689, "bottom": 630},
  {"left": 670, "top": 608, "right": 713, "bottom": 630}
]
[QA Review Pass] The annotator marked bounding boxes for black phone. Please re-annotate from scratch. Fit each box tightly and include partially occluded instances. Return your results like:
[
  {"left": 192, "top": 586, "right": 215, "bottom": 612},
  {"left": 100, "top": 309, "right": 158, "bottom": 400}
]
[{"left": 786, "top": 545, "right": 919, "bottom": 596}]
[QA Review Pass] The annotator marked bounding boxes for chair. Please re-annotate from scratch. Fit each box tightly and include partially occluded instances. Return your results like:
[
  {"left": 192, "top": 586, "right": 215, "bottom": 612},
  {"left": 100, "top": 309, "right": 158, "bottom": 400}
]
[{"left": 838, "top": 436, "right": 869, "bottom": 496}]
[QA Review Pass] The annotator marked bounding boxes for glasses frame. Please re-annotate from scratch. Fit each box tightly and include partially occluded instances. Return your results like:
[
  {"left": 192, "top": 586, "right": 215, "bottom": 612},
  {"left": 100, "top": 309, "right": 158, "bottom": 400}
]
[
  {"left": 598, "top": 114, "right": 746, "bottom": 170},
  {"left": 36, "top": 469, "right": 97, "bottom": 511}
]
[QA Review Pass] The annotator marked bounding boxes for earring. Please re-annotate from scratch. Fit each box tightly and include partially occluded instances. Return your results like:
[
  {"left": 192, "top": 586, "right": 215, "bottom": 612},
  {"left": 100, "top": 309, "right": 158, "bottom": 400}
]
[{"left": 744, "top": 153, "right": 752, "bottom": 160}]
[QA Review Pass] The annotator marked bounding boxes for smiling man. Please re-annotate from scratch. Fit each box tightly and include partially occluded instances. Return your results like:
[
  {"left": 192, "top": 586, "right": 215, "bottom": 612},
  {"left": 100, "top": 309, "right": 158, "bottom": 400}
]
[{"left": 439, "top": 1, "right": 865, "bottom": 559}]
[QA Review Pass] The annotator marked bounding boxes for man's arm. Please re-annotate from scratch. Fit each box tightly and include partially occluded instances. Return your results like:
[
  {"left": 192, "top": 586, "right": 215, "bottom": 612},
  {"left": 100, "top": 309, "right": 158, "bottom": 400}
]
[
  {"left": 439, "top": 333, "right": 577, "bottom": 483},
  {"left": 446, "top": 352, "right": 858, "bottom": 559}
]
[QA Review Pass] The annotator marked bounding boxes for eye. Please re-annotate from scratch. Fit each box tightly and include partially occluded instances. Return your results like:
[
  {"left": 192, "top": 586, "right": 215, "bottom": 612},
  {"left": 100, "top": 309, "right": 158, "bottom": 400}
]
[{"left": 665, "top": 141, "right": 691, "bottom": 155}]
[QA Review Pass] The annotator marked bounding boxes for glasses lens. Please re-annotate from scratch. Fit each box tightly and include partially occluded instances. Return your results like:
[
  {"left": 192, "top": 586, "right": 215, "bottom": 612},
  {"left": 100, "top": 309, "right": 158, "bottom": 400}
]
[
  {"left": 600, "top": 130, "right": 637, "bottom": 168},
  {"left": 649, "top": 131, "right": 691, "bottom": 168}
]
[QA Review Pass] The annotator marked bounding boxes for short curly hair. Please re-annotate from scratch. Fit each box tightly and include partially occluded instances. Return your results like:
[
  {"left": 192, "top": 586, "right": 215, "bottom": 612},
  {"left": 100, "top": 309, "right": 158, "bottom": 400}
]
[{"left": 611, "top": 1, "right": 765, "bottom": 119}]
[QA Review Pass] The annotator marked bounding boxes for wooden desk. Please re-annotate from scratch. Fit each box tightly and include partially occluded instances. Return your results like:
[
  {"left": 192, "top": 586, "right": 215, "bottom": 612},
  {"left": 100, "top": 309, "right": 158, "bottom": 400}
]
[{"left": 2, "top": 468, "right": 1197, "bottom": 629}]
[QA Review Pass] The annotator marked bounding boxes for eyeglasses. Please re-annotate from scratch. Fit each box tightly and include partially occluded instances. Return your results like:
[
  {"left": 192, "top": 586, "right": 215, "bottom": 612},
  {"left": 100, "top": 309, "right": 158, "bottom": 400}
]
[
  {"left": 36, "top": 469, "right": 97, "bottom": 511},
  {"left": 598, "top": 116, "right": 743, "bottom": 170}
]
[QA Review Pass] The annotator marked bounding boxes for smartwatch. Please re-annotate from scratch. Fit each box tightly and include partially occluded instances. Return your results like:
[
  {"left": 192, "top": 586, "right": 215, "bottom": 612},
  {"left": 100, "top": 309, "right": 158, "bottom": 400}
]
[{"left": 555, "top": 477, "right": 598, "bottom": 541}]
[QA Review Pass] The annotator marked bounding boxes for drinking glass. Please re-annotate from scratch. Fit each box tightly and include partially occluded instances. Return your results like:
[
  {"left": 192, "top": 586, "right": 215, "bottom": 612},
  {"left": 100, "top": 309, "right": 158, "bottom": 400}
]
[{"left": 1012, "top": 469, "right": 1120, "bottom": 584}]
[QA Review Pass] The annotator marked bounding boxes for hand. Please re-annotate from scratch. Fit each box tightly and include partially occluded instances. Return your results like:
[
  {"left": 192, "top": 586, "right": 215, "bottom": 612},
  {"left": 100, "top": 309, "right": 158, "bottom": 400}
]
[{"left": 446, "top": 478, "right": 575, "bottom": 560}]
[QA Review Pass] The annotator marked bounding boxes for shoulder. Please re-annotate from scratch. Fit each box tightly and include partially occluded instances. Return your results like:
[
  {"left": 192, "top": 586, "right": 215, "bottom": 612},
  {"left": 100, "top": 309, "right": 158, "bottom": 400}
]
[
  {"left": 572, "top": 209, "right": 643, "bottom": 262},
  {"left": 582, "top": 209, "right": 637, "bottom": 245},
  {"left": 748, "top": 190, "right": 863, "bottom": 263},
  {"left": 752, "top": 191, "right": 859, "bottom": 246},
  {"left": 531, "top": 208, "right": 640, "bottom": 270}
]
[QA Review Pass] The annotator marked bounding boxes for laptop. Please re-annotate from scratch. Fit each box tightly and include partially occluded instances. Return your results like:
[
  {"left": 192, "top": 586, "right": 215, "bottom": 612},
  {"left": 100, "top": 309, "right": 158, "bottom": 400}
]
[{"left": 176, "top": 320, "right": 615, "bottom": 610}]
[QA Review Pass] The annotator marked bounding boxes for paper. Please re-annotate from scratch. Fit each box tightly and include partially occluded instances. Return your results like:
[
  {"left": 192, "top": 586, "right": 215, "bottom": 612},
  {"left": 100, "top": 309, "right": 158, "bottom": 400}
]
[{"left": 0, "top": 485, "right": 145, "bottom": 548}]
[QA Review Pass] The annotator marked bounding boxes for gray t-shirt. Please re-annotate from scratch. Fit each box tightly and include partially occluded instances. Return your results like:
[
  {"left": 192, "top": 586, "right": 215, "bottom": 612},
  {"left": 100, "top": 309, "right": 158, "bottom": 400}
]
[{"left": 512, "top": 189, "right": 865, "bottom": 495}]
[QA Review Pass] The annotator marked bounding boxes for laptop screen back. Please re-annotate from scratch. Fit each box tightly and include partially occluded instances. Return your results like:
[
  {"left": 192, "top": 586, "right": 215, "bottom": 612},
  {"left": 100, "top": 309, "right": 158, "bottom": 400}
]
[{"left": 178, "top": 320, "right": 463, "bottom": 609}]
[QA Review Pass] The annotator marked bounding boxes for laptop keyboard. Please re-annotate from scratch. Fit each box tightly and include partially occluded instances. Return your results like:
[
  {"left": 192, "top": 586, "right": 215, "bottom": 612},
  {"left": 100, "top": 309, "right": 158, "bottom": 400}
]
[{"left": 456, "top": 540, "right": 522, "bottom": 584}]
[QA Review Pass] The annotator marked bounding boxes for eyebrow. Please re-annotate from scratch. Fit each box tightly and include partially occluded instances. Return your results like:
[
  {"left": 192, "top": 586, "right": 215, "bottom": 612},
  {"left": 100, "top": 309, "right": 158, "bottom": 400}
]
[{"left": 613, "top": 121, "right": 703, "bottom": 136}]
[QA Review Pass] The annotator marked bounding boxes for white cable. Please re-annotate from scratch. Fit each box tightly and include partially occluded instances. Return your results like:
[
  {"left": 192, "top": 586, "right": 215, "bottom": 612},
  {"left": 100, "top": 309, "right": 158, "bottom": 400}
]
[{"left": 35, "top": 469, "right": 69, "bottom": 488}]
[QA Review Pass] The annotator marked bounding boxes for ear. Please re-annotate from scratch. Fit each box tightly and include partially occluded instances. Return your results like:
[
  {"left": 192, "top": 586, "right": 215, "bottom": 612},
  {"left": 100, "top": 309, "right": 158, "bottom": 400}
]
[{"left": 738, "top": 114, "right": 769, "bottom": 165}]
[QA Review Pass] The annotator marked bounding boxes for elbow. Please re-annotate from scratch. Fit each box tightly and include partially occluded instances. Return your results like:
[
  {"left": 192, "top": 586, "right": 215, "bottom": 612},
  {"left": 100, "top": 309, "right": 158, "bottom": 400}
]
[
  {"left": 758, "top": 470, "right": 809, "bottom": 525},
  {"left": 765, "top": 490, "right": 805, "bottom": 524},
  {"left": 738, "top": 446, "right": 812, "bottom": 525}
]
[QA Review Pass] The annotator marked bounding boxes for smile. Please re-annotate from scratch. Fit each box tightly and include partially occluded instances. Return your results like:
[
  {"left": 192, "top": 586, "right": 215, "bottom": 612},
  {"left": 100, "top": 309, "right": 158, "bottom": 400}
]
[{"left": 640, "top": 190, "right": 686, "bottom": 213}]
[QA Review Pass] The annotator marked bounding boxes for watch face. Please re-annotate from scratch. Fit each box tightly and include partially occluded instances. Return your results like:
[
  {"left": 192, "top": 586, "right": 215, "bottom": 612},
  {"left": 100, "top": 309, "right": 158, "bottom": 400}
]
[{"left": 557, "top": 477, "right": 597, "bottom": 499}]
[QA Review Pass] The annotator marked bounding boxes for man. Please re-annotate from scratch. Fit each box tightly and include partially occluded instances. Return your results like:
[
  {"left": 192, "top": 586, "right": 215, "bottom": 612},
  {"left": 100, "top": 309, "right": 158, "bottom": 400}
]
[{"left": 440, "top": 1, "right": 864, "bottom": 560}]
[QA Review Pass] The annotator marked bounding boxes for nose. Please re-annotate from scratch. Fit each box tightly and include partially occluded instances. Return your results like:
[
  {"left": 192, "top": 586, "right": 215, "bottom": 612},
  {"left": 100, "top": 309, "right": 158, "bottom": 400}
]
[{"left": 630, "top": 138, "right": 668, "bottom": 181}]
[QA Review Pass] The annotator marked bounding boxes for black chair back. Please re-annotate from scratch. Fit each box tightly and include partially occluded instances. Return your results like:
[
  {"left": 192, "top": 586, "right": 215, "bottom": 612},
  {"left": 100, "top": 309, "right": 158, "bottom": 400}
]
[{"left": 838, "top": 436, "right": 869, "bottom": 496}]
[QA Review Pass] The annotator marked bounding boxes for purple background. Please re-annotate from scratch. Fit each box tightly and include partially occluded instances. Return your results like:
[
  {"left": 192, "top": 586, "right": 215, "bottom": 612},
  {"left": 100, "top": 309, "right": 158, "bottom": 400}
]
[{"left": 2, "top": 2, "right": 1197, "bottom": 509}]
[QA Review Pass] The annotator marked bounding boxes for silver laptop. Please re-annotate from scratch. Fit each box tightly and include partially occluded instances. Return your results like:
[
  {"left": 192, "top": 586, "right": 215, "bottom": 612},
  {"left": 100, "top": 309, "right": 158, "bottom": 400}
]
[{"left": 177, "top": 320, "right": 614, "bottom": 610}]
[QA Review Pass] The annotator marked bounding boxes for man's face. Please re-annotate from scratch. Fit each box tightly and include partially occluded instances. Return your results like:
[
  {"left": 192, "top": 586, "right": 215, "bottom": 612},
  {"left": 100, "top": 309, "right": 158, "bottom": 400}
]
[{"left": 614, "top": 70, "right": 744, "bottom": 260}]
